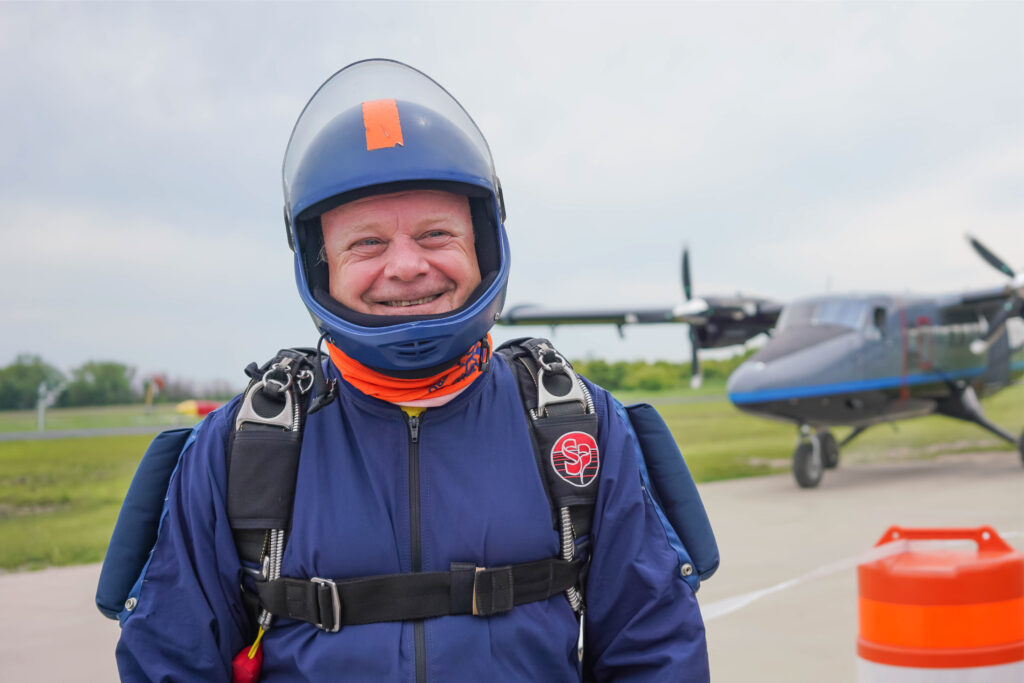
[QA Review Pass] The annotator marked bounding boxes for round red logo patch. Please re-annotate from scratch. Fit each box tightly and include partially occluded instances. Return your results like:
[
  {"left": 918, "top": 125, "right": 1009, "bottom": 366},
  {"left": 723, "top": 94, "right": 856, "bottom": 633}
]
[{"left": 550, "top": 431, "right": 600, "bottom": 488}]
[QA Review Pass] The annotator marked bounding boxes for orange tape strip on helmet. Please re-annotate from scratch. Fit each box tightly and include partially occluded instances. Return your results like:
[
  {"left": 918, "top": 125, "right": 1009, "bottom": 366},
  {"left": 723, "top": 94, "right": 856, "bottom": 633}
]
[{"left": 362, "top": 99, "right": 404, "bottom": 151}]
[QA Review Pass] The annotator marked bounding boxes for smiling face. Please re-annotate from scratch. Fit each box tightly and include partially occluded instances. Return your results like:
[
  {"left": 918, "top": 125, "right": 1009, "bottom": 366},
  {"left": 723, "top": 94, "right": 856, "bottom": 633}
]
[{"left": 320, "top": 190, "right": 482, "bottom": 316}]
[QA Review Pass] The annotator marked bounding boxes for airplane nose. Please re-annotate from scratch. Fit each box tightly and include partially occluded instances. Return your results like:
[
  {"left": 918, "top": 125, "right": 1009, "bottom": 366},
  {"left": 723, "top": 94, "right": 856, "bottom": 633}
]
[
  {"left": 726, "top": 360, "right": 768, "bottom": 400},
  {"left": 727, "top": 329, "right": 862, "bottom": 407}
]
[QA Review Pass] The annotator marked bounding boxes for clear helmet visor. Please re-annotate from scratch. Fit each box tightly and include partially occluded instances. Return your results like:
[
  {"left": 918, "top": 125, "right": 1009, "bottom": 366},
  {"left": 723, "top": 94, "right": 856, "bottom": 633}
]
[{"left": 282, "top": 59, "right": 495, "bottom": 211}]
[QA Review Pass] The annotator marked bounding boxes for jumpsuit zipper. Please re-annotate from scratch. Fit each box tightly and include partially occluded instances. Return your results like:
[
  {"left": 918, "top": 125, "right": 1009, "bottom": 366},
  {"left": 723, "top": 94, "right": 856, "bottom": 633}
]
[{"left": 407, "top": 414, "right": 426, "bottom": 683}]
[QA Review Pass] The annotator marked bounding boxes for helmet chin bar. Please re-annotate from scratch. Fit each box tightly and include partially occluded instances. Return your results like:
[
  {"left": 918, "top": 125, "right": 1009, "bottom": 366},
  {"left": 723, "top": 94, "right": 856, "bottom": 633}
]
[{"left": 307, "top": 291, "right": 495, "bottom": 379}]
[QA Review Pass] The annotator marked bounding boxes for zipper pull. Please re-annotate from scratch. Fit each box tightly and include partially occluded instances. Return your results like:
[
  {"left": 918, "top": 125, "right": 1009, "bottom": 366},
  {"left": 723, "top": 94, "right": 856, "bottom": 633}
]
[
  {"left": 408, "top": 415, "right": 420, "bottom": 443},
  {"left": 576, "top": 612, "right": 585, "bottom": 663}
]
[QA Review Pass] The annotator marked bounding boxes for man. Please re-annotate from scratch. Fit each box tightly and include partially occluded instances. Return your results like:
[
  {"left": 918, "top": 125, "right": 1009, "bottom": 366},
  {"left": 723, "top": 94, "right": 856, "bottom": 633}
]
[
  {"left": 319, "top": 190, "right": 481, "bottom": 319},
  {"left": 116, "top": 59, "right": 708, "bottom": 681}
]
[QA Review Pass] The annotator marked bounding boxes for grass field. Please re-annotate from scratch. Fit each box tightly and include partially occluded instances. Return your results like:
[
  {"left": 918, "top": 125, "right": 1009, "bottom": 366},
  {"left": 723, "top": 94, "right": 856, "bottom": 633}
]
[
  {"left": 0, "top": 403, "right": 191, "bottom": 433},
  {"left": 0, "top": 435, "right": 157, "bottom": 570},
  {"left": 0, "top": 382, "right": 1020, "bottom": 571},
  {"left": 624, "top": 380, "right": 1023, "bottom": 481}
]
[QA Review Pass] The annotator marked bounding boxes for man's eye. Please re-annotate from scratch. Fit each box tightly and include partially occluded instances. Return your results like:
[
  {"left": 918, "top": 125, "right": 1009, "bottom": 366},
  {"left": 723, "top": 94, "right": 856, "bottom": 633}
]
[
  {"left": 420, "top": 230, "right": 451, "bottom": 242},
  {"left": 353, "top": 237, "right": 384, "bottom": 249}
]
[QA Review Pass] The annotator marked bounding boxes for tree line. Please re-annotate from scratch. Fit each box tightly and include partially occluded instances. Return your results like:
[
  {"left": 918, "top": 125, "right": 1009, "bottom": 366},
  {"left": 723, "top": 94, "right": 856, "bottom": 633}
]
[
  {"left": 570, "top": 351, "right": 755, "bottom": 392},
  {"left": 0, "top": 350, "right": 756, "bottom": 411},
  {"left": 0, "top": 354, "right": 238, "bottom": 411}
]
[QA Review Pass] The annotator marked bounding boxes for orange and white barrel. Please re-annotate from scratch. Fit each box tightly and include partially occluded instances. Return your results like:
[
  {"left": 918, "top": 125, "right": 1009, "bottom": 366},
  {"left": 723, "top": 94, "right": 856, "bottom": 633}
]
[{"left": 858, "top": 526, "right": 1024, "bottom": 682}]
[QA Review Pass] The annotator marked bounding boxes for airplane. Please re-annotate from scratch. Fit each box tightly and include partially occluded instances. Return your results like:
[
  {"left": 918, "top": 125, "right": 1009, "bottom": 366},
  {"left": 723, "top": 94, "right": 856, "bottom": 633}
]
[{"left": 499, "top": 237, "right": 1024, "bottom": 488}]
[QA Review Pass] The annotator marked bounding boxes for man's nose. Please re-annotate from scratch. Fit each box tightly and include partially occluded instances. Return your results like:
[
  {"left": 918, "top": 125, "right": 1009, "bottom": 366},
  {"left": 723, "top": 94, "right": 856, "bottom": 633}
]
[{"left": 383, "top": 237, "right": 430, "bottom": 280}]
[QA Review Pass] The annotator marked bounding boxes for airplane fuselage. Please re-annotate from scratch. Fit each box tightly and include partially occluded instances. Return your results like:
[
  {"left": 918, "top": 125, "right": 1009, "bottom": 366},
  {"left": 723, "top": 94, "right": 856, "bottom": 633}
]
[{"left": 727, "top": 294, "right": 1024, "bottom": 429}]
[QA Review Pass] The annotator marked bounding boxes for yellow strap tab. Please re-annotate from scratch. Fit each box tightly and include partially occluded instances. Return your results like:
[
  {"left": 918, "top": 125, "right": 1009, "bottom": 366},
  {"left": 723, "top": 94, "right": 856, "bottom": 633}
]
[{"left": 247, "top": 627, "right": 265, "bottom": 659}]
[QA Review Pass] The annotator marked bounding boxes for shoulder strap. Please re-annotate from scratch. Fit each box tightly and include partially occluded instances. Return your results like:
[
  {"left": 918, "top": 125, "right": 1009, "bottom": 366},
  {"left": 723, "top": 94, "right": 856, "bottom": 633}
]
[
  {"left": 497, "top": 339, "right": 720, "bottom": 597},
  {"left": 227, "top": 347, "right": 337, "bottom": 632},
  {"left": 496, "top": 337, "right": 600, "bottom": 615}
]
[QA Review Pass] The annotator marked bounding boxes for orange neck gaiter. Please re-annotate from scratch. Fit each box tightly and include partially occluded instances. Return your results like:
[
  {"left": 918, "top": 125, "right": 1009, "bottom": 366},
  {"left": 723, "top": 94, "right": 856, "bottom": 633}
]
[{"left": 327, "top": 335, "right": 492, "bottom": 404}]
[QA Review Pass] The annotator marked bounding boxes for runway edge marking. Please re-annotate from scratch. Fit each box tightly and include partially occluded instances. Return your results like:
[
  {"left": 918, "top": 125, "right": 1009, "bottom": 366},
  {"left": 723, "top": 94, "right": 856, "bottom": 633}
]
[{"left": 700, "top": 531, "right": 1024, "bottom": 622}]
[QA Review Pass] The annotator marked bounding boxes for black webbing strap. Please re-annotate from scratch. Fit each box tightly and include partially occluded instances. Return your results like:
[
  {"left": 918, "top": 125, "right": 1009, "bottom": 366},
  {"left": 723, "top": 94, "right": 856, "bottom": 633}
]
[
  {"left": 253, "top": 557, "right": 583, "bottom": 631},
  {"left": 495, "top": 338, "right": 599, "bottom": 538}
]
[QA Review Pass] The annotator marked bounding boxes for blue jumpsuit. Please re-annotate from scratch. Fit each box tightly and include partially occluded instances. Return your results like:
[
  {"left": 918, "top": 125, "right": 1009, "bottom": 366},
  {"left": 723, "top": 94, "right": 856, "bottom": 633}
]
[{"left": 116, "top": 355, "right": 709, "bottom": 681}]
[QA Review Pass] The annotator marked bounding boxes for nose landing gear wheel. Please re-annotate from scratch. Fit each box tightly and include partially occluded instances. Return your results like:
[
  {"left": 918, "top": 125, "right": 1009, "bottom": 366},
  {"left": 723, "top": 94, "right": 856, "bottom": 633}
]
[{"left": 793, "top": 432, "right": 823, "bottom": 488}]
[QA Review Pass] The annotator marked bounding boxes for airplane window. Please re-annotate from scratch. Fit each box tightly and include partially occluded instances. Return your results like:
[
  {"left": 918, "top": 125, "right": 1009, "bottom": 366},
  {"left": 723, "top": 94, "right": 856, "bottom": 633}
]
[
  {"left": 813, "top": 301, "right": 869, "bottom": 328},
  {"left": 873, "top": 307, "right": 887, "bottom": 332},
  {"left": 776, "top": 300, "right": 869, "bottom": 330},
  {"left": 776, "top": 302, "right": 814, "bottom": 330}
]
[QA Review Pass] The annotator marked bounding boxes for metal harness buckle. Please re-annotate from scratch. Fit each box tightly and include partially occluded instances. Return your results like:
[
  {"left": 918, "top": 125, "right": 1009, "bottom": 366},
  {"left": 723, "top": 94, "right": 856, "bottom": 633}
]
[
  {"left": 471, "top": 567, "right": 486, "bottom": 616},
  {"left": 296, "top": 368, "right": 315, "bottom": 395},
  {"left": 533, "top": 342, "right": 586, "bottom": 418},
  {"left": 234, "top": 379, "right": 294, "bottom": 431},
  {"left": 311, "top": 577, "right": 341, "bottom": 632},
  {"left": 241, "top": 555, "right": 271, "bottom": 582},
  {"left": 262, "top": 360, "right": 294, "bottom": 394}
]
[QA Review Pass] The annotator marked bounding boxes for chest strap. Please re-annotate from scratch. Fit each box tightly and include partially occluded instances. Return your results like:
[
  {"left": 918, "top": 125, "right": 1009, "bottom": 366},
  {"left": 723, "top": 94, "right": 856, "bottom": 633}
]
[{"left": 252, "top": 557, "right": 582, "bottom": 632}]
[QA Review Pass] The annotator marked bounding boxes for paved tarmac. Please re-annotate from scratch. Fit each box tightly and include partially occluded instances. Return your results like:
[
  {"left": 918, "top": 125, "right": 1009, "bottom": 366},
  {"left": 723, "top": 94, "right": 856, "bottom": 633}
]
[{"left": 1, "top": 451, "right": 1021, "bottom": 681}]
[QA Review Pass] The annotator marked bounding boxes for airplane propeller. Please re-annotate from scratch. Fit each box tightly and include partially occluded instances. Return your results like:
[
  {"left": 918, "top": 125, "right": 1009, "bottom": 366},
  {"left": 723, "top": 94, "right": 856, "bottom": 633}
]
[
  {"left": 688, "top": 328, "right": 702, "bottom": 389},
  {"left": 682, "top": 246, "right": 703, "bottom": 389},
  {"left": 968, "top": 236, "right": 1016, "bottom": 278},
  {"left": 682, "top": 248, "right": 693, "bottom": 301},
  {"left": 967, "top": 235, "right": 1024, "bottom": 355}
]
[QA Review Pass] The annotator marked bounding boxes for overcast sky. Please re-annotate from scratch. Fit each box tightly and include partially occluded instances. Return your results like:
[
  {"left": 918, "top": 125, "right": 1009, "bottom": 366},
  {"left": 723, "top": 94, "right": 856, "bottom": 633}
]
[{"left": 1, "top": 2, "right": 1021, "bottom": 387}]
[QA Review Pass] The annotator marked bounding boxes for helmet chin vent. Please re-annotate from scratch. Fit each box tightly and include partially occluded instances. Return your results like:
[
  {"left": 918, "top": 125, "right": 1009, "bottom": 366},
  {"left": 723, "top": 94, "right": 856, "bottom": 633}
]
[{"left": 385, "top": 337, "right": 445, "bottom": 363}]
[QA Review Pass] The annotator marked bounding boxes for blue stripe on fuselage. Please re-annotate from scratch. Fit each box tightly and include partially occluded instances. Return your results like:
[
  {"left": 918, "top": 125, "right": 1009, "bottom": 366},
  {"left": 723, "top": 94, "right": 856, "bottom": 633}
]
[{"left": 728, "top": 366, "right": 987, "bottom": 405}]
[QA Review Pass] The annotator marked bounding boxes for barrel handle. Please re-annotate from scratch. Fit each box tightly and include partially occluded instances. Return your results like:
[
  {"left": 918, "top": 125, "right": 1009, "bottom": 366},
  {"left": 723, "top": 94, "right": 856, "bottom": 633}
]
[{"left": 875, "top": 525, "right": 1012, "bottom": 552}]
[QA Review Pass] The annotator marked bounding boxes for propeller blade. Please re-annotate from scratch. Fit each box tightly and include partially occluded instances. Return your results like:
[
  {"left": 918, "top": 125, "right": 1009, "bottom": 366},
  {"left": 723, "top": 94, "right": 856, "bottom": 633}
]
[
  {"left": 682, "top": 247, "right": 692, "bottom": 301},
  {"left": 970, "top": 298, "right": 1023, "bottom": 355},
  {"left": 967, "top": 235, "right": 1015, "bottom": 278},
  {"left": 688, "top": 326, "right": 703, "bottom": 389}
]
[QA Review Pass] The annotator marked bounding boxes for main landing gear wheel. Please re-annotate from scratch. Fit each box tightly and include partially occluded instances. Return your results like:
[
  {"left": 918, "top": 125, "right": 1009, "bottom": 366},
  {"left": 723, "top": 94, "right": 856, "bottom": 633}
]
[
  {"left": 819, "top": 429, "right": 839, "bottom": 470},
  {"left": 793, "top": 432, "right": 823, "bottom": 488}
]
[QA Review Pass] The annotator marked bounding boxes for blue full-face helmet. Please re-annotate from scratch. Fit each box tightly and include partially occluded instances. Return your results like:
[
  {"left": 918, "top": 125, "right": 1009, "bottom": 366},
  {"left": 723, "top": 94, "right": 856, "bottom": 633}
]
[{"left": 282, "top": 59, "right": 510, "bottom": 372}]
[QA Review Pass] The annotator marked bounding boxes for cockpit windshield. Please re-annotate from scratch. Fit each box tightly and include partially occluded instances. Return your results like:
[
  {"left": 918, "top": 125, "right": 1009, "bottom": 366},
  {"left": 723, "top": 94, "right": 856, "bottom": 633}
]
[{"left": 776, "top": 299, "right": 869, "bottom": 331}]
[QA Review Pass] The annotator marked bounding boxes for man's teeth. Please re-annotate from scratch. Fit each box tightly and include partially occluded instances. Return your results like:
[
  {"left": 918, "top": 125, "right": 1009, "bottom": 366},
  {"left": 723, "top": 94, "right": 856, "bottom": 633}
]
[{"left": 384, "top": 294, "right": 440, "bottom": 307}]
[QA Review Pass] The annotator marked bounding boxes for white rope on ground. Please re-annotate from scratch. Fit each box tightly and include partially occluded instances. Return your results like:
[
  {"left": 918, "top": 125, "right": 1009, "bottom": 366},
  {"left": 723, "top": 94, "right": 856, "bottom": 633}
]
[{"left": 700, "top": 529, "right": 1024, "bottom": 622}]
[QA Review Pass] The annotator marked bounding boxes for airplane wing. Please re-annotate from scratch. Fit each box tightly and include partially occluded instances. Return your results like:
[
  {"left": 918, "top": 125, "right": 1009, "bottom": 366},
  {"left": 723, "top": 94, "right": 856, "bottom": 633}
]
[
  {"left": 947, "top": 284, "right": 1022, "bottom": 311},
  {"left": 500, "top": 295, "right": 782, "bottom": 349},
  {"left": 501, "top": 305, "right": 686, "bottom": 326},
  {"left": 497, "top": 247, "right": 780, "bottom": 387}
]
